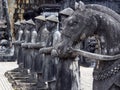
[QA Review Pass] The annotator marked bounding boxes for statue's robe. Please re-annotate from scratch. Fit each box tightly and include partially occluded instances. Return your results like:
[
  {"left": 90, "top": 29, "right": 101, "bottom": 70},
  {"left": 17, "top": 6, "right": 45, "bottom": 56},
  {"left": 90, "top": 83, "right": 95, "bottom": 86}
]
[
  {"left": 28, "top": 29, "right": 38, "bottom": 72},
  {"left": 14, "top": 27, "right": 19, "bottom": 40},
  {"left": 56, "top": 39, "right": 80, "bottom": 90},
  {"left": 42, "top": 30, "right": 61, "bottom": 83},
  {"left": 18, "top": 28, "right": 31, "bottom": 69},
  {"left": 56, "top": 58, "right": 80, "bottom": 90},
  {"left": 34, "top": 27, "right": 49, "bottom": 73},
  {"left": 17, "top": 29, "right": 26, "bottom": 65},
  {"left": 23, "top": 29, "right": 33, "bottom": 70},
  {"left": 14, "top": 28, "right": 22, "bottom": 60}
]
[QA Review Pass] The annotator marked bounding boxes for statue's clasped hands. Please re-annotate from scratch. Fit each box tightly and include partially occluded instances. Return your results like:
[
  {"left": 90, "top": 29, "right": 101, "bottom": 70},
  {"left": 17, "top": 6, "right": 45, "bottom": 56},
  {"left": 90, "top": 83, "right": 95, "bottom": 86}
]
[{"left": 51, "top": 49, "right": 58, "bottom": 57}]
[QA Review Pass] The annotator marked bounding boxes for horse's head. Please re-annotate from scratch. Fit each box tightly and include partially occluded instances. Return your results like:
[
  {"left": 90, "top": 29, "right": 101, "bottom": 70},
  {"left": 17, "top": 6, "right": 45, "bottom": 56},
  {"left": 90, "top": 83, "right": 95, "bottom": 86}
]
[
  {"left": 62, "top": 5, "right": 98, "bottom": 47},
  {"left": 58, "top": 3, "right": 98, "bottom": 57},
  {"left": 58, "top": 2, "right": 120, "bottom": 59}
]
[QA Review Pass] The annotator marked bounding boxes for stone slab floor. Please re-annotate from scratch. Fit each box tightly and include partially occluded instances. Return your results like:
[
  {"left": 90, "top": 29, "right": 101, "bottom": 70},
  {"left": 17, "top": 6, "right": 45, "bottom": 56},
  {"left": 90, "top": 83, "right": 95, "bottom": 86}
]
[
  {"left": 81, "top": 66, "right": 93, "bottom": 90},
  {"left": 0, "top": 62, "right": 93, "bottom": 90},
  {"left": 0, "top": 62, "right": 18, "bottom": 90}
]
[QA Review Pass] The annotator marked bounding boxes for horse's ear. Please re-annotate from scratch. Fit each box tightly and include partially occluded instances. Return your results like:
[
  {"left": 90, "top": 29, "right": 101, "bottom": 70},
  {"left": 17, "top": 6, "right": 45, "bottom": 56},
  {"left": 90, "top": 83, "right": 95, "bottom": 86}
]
[
  {"left": 78, "top": 1, "right": 85, "bottom": 11},
  {"left": 75, "top": 2, "right": 79, "bottom": 10}
]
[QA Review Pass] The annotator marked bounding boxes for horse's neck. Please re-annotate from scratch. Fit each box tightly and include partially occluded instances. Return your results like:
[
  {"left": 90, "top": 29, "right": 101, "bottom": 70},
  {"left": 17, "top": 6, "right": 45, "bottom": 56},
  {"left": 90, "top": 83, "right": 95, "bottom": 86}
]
[
  {"left": 95, "top": 17, "right": 120, "bottom": 70},
  {"left": 97, "top": 15, "right": 120, "bottom": 55}
]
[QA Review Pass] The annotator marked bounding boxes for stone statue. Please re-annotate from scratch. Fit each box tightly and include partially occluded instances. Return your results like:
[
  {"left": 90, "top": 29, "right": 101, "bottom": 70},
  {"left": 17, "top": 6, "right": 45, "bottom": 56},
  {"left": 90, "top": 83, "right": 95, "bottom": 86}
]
[
  {"left": 79, "top": 36, "right": 98, "bottom": 67},
  {"left": 10, "top": 21, "right": 22, "bottom": 72},
  {"left": 17, "top": 20, "right": 26, "bottom": 67},
  {"left": 55, "top": 7, "right": 81, "bottom": 90},
  {"left": 14, "top": 21, "right": 21, "bottom": 59},
  {"left": 59, "top": 7, "right": 74, "bottom": 31},
  {"left": 39, "top": 15, "right": 61, "bottom": 90},
  {"left": 21, "top": 19, "right": 35, "bottom": 76},
  {"left": 33, "top": 15, "right": 49, "bottom": 89},
  {"left": 58, "top": 2, "right": 120, "bottom": 90}
]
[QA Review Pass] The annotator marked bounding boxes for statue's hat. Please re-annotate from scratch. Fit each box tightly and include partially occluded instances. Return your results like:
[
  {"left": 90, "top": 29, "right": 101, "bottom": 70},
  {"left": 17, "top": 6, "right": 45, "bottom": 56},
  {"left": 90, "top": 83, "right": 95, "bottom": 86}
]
[
  {"left": 26, "top": 19, "right": 35, "bottom": 26},
  {"left": 46, "top": 15, "right": 59, "bottom": 23},
  {"left": 20, "top": 20, "right": 26, "bottom": 24},
  {"left": 14, "top": 20, "right": 20, "bottom": 26},
  {"left": 35, "top": 15, "right": 46, "bottom": 21},
  {"left": 59, "top": 7, "right": 74, "bottom": 16}
]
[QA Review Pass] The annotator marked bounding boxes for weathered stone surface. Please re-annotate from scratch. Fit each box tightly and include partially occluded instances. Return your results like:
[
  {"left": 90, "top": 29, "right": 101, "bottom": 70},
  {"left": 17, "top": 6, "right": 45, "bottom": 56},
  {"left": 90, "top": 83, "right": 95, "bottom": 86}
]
[{"left": 61, "top": 2, "right": 120, "bottom": 90}]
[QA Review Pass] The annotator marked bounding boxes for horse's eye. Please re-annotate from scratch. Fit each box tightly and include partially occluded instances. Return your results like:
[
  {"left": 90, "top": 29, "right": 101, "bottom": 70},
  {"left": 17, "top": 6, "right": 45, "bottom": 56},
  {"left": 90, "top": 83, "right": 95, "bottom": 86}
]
[
  {"left": 68, "top": 20, "right": 73, "bottom": 25},
  {"left": 68, "top": 20, "right": 77, "bottom": 26},
  {"left": 73, "top": 21, "right": 78, "bottom": 25}
]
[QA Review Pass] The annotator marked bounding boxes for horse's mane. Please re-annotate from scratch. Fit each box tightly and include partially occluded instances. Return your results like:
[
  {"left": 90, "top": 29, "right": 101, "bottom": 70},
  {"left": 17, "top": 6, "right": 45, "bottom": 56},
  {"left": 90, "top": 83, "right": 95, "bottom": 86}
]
[
  {"left": 86, "top": 4, "right": 120, "bottom": 23},
  {"left": 85, "top": 4, "right": 120, "bottom": 49}
]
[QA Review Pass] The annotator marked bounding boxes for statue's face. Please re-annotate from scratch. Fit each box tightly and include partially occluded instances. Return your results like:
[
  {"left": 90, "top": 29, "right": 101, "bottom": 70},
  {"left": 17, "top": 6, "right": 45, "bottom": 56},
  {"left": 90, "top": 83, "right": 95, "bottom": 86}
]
[
  {"left": 86, "top": 36, "right": 98, "bottom": 52},
  {"left": 46, "top": 21, "right": 56, "bottom": 32},
  {"left": 21, "top": 24, "right": 26, "bottom": 30},
  {"left": 60, "top": 15, "right": 68, "bottom": 23},
  {"left": 60, "top": 15, "right": 68, "bottom": 30},
  {"left": 14, "top": 25, "right": 20, "bottom": 31},
  {"left": 25, "top": 24, "right": 29, "bottom": 30},
  {"left": 27, "top": 24, "right": 35, "bottom": 31},
  {"left": 35, "top": 19, "right": 44, "bottom": 30}
]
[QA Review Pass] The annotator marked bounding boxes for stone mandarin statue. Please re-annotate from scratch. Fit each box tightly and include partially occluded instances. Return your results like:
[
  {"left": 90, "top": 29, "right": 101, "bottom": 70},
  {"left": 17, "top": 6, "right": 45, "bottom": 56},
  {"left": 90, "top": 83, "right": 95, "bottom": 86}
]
[
  {"left": 34, "top": 15, "right": 49, "bottom": 89},
  {"left": 39, "top": 15, "right": 61, "bottom": 90},
  {"left": 55, "top": 7, "right": 81, "bottom": 90}
]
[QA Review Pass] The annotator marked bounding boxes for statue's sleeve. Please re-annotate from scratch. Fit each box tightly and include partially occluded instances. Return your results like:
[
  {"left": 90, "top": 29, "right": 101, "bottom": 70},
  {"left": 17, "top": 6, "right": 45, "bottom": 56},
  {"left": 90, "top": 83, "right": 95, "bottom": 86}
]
[
  {"left": 31, "top": 29, "right": 37, "bottom": 43},
  {"left": 18, "top": 30, "right": 23, "bottom": 41},
  {"left": 53, "top": 31, "right": 61, "bottom": 48},
  {"left": 25, "top": 30, "right": 30, "bottom": 43}
]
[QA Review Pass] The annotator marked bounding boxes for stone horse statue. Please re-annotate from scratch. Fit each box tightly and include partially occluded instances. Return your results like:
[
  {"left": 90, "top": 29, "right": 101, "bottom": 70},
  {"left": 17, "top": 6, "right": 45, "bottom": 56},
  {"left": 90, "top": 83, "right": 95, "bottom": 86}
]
[{"left": 58, "top": 2, "right": 120, "bottom": 90}]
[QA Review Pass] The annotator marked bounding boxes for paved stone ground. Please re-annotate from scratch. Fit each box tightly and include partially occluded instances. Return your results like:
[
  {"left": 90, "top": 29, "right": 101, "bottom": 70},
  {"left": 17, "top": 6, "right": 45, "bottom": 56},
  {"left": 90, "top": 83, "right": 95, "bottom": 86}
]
[
  {"left": 0, "top": 62, "right": 18, "bottom": 90},
  {"left": 0, "top": 62, "right": 93, "bottom": 90},
  {"left": 80, "top": 66, "right": 93, "bottom": 90}
]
